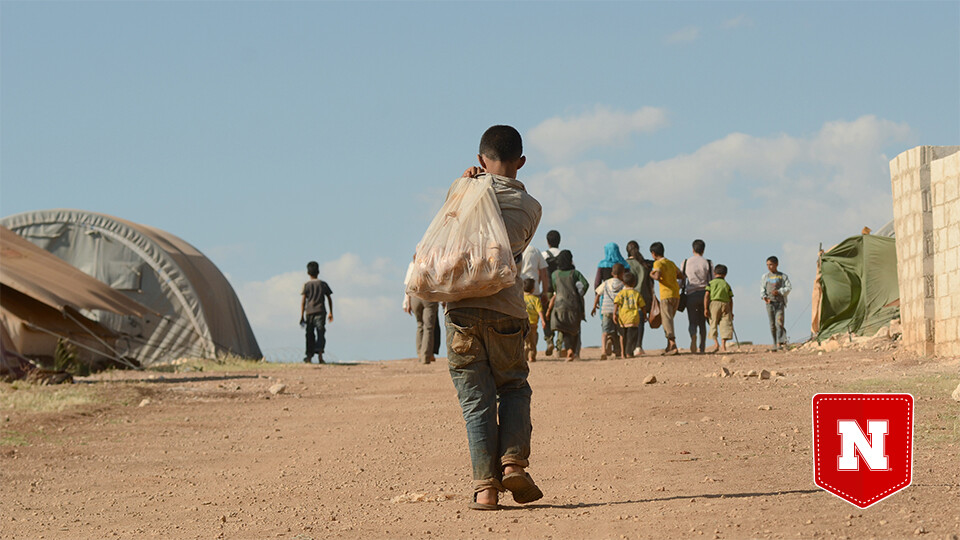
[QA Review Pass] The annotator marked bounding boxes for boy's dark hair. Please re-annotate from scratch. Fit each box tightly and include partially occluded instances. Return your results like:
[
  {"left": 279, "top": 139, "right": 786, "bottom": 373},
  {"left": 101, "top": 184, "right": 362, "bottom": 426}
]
[
  {"left": 767, "top": 256, "right": 779, "bottom": 265},
  {"left": 522, "top": 278, "right": 536, "bottom": 293},
  {"left": 623, "top": 271, "right": 637, "bottom": 287},
  {"left": 479, "top": 125, "right": 523, "bottom": 162},
  {"left": 546, "top": 230, "right": 561, "bottom": 248},
  {"left": 714, "top": 264, "right": 728, "bottom": 276},
  {"left": 650, "top": 242, "right": 664, "bottom": 257},
  {"left": 692, "top": 239, "right": 705, "bottom": 255},
  {"left": 307, "top": 261, "right": 319, "bottom": 277},
  {"left": 611, "top": 262, "right": 625, "bottom": 277}
]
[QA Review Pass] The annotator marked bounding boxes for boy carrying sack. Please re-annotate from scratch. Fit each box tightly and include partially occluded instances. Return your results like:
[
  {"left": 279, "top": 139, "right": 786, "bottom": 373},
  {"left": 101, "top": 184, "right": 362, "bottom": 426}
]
[{"left": 426, "top": 126, "right": 543, "bottom": 511}]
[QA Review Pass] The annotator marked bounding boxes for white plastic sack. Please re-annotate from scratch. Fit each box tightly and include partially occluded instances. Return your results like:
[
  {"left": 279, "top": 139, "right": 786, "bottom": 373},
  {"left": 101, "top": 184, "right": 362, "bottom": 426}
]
[{"left": 405, "top": 175, "right": 517, "bottom": 302}]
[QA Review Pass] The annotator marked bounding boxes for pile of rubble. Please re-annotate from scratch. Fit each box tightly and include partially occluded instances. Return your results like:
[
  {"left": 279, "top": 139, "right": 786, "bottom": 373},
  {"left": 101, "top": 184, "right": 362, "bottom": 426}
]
[
  {"left": 706, "top": 356, "right": 785, "bottom": 380},
  {"left": 793, "top": 319, "right": 901, "bottom": 354}
]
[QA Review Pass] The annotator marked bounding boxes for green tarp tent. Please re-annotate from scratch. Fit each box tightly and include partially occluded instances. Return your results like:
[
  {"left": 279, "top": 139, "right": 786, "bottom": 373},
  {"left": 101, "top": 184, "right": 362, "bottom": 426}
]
[{"left": 812, "top": 234, "right": 900, "bottom": 341}]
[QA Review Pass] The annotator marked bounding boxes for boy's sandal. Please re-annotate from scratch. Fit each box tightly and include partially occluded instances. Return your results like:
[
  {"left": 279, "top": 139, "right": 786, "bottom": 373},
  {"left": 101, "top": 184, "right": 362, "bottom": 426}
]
[
  {"left": 502, "top": 472, "right": 544, "bottom": 504},
  {"left": 468, "top": 492, "right": 499, "bottom": 511}
]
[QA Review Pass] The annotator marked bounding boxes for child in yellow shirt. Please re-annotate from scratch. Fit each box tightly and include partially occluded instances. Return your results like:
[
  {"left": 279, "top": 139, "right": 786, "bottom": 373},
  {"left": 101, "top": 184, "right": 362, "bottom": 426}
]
[
  {"left": 613, "top": 272, "right": 647, "bottom": 358},
  {"left": 523, "top": 278, "right": 546, "bottom": 362}
]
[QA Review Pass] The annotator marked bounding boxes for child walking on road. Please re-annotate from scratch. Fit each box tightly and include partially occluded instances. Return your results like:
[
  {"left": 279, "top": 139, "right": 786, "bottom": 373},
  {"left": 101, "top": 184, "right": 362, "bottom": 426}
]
[
  {"left": 613, "top": 271, "right": 646, "bottom": 358},
  {"left": 592, "top": 262, "right": 625, "bottom": 360},
  {"left": 523, "top": 278, "right": 546, "bottom": 362},
  {"left": 705, "top": 264, "right": 734, "bottom": 353},
  {"left": 446, "top": 125, "right": 544, "bottom": 510},
  {"left": 761, "top": 256, "right": 791, "bottom": 351},
  {"left": 649, "top": 242, "right": 684, "bottom": 355},
  {"left": 300, "top": 261, "right": 333, "bottom": 364}
]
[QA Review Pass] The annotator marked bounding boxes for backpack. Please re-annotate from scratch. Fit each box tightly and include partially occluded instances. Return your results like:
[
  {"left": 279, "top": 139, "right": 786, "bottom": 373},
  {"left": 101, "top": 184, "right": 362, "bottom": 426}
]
[{"left": 544, "top": 251, "right": 559, "bottom": 293}]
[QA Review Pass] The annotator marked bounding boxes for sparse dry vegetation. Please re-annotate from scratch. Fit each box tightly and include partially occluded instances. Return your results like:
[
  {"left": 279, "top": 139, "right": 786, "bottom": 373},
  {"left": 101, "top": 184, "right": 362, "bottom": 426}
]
[
  {"left": 147, "top": 354, "right": 292, "bottom": 374},
  {"left": 0, "top": 381, "right": 101, "bottom": 414}
]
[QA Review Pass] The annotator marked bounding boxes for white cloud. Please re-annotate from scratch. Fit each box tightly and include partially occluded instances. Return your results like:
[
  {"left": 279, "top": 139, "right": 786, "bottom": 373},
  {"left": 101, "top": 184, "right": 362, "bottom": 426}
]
[
  {"left": 526, "top": 115, "right": 910, "bottom": 242},
  {"left": 666, "top": 26, "right": 700, "bottom": 44},
  {"left": 527, "top": 106, "right": 668, "bottom": 163},
  {"left": 723, "top": 15, "right": 753, "bottom": 29}
]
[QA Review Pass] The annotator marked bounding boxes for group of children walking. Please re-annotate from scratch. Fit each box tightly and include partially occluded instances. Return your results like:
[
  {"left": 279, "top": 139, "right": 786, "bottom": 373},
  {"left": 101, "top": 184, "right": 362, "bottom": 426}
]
[{"left": 520, "top": 236, "right": 790, "bottom": 361}]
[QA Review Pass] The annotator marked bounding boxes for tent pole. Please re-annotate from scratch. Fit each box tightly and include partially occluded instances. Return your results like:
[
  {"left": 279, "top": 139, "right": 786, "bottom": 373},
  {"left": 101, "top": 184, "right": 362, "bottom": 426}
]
[
  {"left": 22, "top": 321, "right": 137, "bottom": 367},
  {"left": 62, "top": 311, "right": 141, "bottom": 370}
]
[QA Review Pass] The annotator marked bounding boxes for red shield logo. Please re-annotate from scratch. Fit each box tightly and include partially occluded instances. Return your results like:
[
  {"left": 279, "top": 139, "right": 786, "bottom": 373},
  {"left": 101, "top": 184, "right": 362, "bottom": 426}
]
[{"left": 812, "top": 393, "right": 914, "bottom": 508}]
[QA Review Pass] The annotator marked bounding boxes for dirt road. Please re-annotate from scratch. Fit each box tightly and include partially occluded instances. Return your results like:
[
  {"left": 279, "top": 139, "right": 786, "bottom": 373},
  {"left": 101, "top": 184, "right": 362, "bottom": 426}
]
[{"left": 2, "top": 346, "right": 959, "bottom": 539}]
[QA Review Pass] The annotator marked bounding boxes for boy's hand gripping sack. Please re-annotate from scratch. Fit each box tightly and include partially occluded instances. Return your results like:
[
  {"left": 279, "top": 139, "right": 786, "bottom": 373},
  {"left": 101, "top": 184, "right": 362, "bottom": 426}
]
[{"left": 406, "top": 175, "right": 517, "bottom": 302}]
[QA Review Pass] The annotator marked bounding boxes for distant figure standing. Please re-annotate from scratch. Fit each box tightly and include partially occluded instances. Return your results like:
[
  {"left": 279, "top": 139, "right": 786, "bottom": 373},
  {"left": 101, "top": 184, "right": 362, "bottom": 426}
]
[
  {"left": 649, "top": 242, "right": 684, "bottom": 355},
  {"left": 300, "top": 261, "right": 333, "bottom": 363},
  {"left": 761, "top": 256, "right": 792, "bottom": 351},
  {"left": 540, "top": 230, "right": 562, "bottom": 356},
  {"left": 680, "top": 239, "right": 712, "bottom": 354},
  {"left": 403, "top": 294, "right": 440, "bottom": 364}
]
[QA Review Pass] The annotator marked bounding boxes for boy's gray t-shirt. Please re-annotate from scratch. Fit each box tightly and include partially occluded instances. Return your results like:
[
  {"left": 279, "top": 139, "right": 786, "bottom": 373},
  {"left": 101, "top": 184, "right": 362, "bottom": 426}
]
[
  {"left": 447, "top": 174, "right": 542, "bottom": 320},
  {"left": 683, "top": 255, "right": 712, "bottom": 294},
  {"left": 302, "top": 279, "right": 333, "bottom": 315}
]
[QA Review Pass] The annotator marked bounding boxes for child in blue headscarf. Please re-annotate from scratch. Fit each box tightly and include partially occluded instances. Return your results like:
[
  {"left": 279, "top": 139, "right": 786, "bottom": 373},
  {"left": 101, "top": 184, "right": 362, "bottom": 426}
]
[{"left": 594, "top": 242, "right": 629, "bottom": 288}]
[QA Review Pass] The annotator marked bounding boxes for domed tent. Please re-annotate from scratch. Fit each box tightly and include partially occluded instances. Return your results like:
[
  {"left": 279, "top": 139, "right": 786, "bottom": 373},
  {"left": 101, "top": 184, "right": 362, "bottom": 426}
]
[
  {"left": 1, "top": 210, "right": 261, "bottom": 366},
  {"left": 811, "top": 233, "right": 900, "bottom": 341}
]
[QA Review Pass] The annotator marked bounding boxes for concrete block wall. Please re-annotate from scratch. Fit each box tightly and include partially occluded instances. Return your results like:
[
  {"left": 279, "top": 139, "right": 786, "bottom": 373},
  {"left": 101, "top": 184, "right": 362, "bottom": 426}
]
[
  {"left": 890, "top": 145, "right": 960, "bottom": 357},
  {"left": 930, "top": 151, "right": 960, "bottom": 357}
]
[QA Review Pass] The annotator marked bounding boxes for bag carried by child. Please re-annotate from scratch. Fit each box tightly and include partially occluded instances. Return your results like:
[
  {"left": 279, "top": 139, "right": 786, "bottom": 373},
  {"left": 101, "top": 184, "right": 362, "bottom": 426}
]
[
  {"left": 647, "top": 296, "right": 662, "bottom": 329},
  {"left": 405, "top": 174, "right": 517, "bottom": 302},
  {"left": 677, "top": 260, "right": 688, "bottom": 313}
]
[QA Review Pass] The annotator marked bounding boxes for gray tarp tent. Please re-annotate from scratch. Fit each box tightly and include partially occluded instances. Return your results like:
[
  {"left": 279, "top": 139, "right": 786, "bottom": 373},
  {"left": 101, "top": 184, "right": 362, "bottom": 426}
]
[{"left": 1, "top": 210, "right": 261, "bottom": 366}]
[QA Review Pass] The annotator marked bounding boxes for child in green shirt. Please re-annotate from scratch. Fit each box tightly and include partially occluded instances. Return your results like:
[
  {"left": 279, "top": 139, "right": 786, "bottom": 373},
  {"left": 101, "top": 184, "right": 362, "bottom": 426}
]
[{"left": 704, "top": 264, "right": 734, "bottom": 353}]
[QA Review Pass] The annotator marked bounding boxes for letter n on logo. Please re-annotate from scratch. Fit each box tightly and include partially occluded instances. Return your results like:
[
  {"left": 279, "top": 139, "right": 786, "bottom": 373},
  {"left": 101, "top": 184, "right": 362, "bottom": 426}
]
[
  {"left": 837, "top": 420, "right": 890, "bottom": 471},
  {"left": 813, "top": 394, "right": 913, "bottom": 508}
]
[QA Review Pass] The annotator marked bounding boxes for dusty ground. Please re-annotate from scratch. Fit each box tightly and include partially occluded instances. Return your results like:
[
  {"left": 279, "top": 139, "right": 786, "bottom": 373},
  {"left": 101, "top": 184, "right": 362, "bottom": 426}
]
[{"left": 2, "top": 345, "right": 959, "bottom": 539}]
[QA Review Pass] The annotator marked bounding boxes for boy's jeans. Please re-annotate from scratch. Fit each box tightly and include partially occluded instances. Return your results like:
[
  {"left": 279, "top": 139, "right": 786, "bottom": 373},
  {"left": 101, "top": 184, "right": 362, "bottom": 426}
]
[
  {"left": 445, "top": 307, "right": 532, "bottom": 494},
  {"left": 304, "top": 312, "right": 327, "bottom": 356},
  {"left": 766, "top": 301, "right": 786, "bottom": 346}
]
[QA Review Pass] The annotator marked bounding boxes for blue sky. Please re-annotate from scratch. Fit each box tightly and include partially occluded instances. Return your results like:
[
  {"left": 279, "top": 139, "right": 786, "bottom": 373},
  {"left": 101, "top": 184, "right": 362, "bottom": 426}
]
[{"left": 2, "top": 2, "right": 958, "bottom": 361}]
